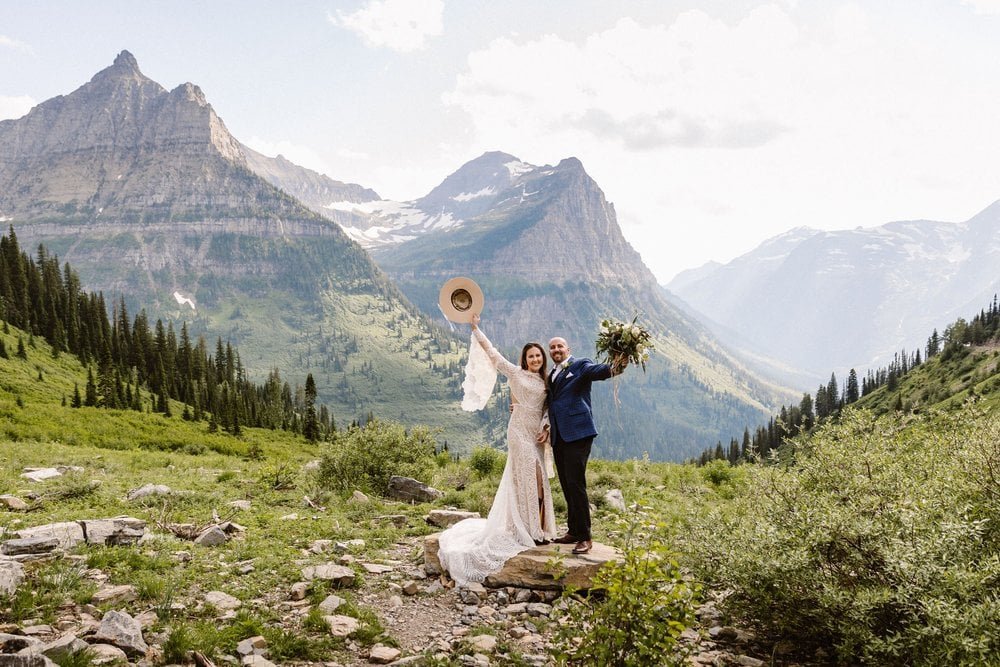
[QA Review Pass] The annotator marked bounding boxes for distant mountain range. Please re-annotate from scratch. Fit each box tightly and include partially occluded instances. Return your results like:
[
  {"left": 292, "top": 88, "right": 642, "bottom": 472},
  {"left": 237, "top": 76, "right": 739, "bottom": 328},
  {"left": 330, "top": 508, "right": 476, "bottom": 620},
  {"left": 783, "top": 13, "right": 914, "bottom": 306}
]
[
  {"left": 668, "top": 202, "right": 1000, "bottom": 385},
  {"left": 0, "top": 50, "right": 796, "bottom": 459}
]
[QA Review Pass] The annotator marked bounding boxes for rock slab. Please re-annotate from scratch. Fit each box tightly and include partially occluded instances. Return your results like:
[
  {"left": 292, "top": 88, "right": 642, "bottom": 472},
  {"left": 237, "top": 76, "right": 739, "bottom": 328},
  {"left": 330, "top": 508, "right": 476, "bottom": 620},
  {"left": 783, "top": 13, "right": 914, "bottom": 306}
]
[
  {"left": 426, "top": 509, "right": 480, "bottom": 528},
  {"left": 388, "top": 476, "right": 443, "bottom": 503},
  {"left": 91, "top": 610, "right": 148, "bottom": 657}
]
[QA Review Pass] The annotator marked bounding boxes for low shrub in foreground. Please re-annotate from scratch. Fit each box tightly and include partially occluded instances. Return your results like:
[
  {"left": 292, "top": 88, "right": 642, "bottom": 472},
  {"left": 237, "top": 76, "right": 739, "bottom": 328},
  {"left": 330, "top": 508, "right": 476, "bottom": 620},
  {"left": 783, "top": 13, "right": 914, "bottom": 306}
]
[
  {"left": 686, "top": 407, "right": 1000, "bottom": 665},
  {"left": 317, "top": 419, "right": 437, "bottom": 496}
]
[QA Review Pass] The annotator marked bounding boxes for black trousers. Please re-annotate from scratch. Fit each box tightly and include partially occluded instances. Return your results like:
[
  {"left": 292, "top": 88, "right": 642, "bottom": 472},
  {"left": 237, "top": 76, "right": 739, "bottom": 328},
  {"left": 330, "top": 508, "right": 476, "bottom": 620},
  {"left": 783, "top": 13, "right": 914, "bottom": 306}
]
[{"left": 553, "top": 434, "right": 593, "bottom": 540}]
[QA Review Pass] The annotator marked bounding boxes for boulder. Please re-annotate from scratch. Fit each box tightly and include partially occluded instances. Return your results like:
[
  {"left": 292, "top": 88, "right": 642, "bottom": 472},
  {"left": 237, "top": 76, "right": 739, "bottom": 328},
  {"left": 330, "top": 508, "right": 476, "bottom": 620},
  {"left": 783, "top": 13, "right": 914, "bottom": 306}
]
[
  {"left": 424, "top": 533, "right": 622, "bottom": 590},
  {"left": 387, "top": 476, "right": 443, "bottom": 503},
  {"left": 20, "top": 468, "right": 63, "bottom": 482},
  {"left": 468, "top": 635, "right": 497, "bottom": 652},
  {"left": 0, "top": 655, "right": 58, "bottom": 667},
  {"left": 603, "top": 489, "right": 626, "bottom": 512},
  {"left": 322, "top": 615, "right": 360, "bottom": 637},
  {"left": 36, "top": 633, "right": 89, "bottom": 660},
  {"left": 1, "top": 537, "right": 59, "bottom": 557},
  {"left": 301, "top": 563, "right": 356, "bottom": 586},
  {"left": 361, "top": 563, "right": 393, "bottom": 574},
  {"left": 126, "top": 484, "right": 171, "bottom": 501},
  {"left": 86, "top": 644, "right": 128, "bottom": 666},
  {"left": 13, "top": 522, "right": 85, "bottom": 550},
  {"left": 425, "top": 509, "right": 480, "bottom": 528},
  {"left": 0, "top": 495, "right": 29, "bottom": 511},
  {"left": 349, "top": 490, "right": 369, "bottom": 503},
  {"left": 241, "top": 656, "right": 277, "bottom": 667},
  {"left": 204, "top": 591, "right": 242, "bottom": 610},
  {"left": 0, "top": 633, "right": 42, "bottom": 653},
  {"left": 80, "top": 517, "right": 146, "bottom": 546},
  {"left": 193, "top": 526, "right": 228, "bottom": 547},
  {"left": 318, "top": 594, "right": 346, "bottom": 613},
  {"left": 236, "top": 636, "right": 267, "bottom": 656},
  {"left": 91, "top": 585, "right": 137, "bottom": 606},
  {"left": 91, "top": 610, "right": 148, "bottom": 657},
  {"left": 368, "top": 644, "right": 401, "bottom": 663},
  {"left": 0, "top": 559, "right": 25, "bottom": 595}
]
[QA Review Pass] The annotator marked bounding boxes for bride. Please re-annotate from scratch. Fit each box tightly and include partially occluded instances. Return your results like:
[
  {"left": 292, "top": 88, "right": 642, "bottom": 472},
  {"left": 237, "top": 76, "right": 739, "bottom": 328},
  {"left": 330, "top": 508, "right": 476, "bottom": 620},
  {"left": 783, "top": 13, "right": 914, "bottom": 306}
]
[{"left": 437, "top": 313, "right": 557, "bottom": 585}]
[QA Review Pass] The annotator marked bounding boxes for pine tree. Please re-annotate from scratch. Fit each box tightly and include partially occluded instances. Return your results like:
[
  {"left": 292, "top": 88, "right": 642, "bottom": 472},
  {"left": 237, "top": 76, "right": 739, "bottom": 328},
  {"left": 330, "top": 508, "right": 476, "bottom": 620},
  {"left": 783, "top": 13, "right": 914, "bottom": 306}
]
[
  {"left": 0, "top": 338, "right": 7, "bottom": 359},
  {"left": 71, "top": 383, "right": 82, "bottom": 408},
  {"left": 845, "top": 369, "right": 860, "bottom": 404},
  {"left": 303, "top": 373, "right": 319, "bottom": 442},
  {"left": 85, "top": 368, "right": 98, "bottom": 406},
  {"left": 16, "top": 336, "right": 27, "bottom": 360}
]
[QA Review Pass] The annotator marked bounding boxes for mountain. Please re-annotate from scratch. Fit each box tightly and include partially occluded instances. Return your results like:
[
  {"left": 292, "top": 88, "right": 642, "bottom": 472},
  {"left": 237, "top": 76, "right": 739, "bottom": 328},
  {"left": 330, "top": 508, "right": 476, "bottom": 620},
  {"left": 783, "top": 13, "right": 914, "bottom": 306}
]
[
  {"left": 0, "top": 51, "right": 477, "bottom": 443},
  {"left": 366, "top": 152, "right": 798, "bottom": 460},
  {"left": 667, "top": 204, "right": 1000, "bottom": 386}
]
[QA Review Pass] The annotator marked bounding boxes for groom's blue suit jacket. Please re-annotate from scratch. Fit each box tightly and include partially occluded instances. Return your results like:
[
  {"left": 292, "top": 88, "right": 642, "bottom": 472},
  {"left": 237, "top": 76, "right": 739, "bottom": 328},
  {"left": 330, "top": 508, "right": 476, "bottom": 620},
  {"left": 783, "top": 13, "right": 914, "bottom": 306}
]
[{"left": 547, "top": 357, "right": 613, "bottom": 444}]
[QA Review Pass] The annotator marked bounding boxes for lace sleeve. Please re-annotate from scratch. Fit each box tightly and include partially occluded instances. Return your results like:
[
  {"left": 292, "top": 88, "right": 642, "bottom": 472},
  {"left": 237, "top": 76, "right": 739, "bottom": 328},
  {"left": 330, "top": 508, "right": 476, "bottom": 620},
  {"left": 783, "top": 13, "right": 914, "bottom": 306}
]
[
  {"left": 472, "top": 328, "right": 518, "bottom": 377},
  {"left": 461, "top": 331, "right": 497, "bottom": 411}
]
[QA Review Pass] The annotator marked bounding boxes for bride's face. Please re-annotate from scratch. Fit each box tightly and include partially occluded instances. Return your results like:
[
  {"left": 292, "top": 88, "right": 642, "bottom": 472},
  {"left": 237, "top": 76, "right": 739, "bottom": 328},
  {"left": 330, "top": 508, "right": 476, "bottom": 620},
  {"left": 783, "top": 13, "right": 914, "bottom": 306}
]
[{"left": 525, "top": 346, "right": 544, "bottom": 372}]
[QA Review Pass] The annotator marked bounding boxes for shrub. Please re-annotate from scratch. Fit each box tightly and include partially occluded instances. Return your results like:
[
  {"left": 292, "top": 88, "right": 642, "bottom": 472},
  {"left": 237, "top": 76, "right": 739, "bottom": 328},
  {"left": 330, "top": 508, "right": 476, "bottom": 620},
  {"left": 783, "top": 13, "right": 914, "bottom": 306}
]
[
  {"left": 685, "top": 407, "right": 1000, "bottom": 665},
  {"left": 469, "top": 445, "right": 505, "bottom": 478},
  {"left": 317, "top": 419, "right": 437, "bottom": 496},
  {"left": 551, "top": 508, "right": 699, "bottom": 666}
]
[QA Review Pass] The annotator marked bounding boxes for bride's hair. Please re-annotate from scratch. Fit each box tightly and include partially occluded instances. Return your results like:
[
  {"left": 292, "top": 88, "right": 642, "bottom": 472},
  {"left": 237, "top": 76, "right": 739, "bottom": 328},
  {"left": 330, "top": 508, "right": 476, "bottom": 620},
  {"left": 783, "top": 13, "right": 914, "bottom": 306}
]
[{"left": 520, "top": 342, "right": 548, "bottom": 381}]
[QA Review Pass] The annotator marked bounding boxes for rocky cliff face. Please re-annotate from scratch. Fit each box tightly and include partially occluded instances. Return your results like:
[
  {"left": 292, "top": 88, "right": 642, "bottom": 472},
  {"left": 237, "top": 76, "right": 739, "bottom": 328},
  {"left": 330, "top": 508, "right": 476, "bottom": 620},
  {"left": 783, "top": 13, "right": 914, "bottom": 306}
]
[{"left": 667, "top": 201, "right": 1000, "bottom": 382}]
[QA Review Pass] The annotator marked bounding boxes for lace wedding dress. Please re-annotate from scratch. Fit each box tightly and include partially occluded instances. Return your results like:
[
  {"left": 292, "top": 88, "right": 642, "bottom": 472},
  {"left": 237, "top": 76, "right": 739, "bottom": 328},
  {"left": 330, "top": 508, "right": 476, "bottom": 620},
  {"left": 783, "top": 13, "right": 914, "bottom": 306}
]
[{"left": 438, "top": 328, "right": 557, "bottom": 585}]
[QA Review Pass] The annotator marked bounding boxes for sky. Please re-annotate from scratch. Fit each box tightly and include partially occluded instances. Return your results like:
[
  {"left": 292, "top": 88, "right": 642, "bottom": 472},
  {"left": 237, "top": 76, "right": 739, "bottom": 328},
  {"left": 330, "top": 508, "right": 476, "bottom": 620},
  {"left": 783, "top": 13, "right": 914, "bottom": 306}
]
[{"left": 2, "top": 0, "right": 999, "bottom": 282}]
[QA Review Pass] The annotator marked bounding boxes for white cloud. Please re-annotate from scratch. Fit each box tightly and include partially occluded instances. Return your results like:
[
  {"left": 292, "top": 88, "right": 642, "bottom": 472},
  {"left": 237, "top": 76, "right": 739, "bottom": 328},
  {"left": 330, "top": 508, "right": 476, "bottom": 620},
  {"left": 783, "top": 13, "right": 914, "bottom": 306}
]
[
  {"left": 0, "top": 95, "right": 36, "bottom": 120},
  {"left": 244, "top": 136, "right": 338, "bottom": 177},
  {"left": 0, "top": 35, "right": 33, "bottom": 53},
  {"left": 960, "top": 0, "right": 1000, "bottom": 15},
  {"left": 443, "top": 4, "right": 1000, "bottom": 281},
  {"left": 329, "top": 0, "right": 443, "bottom": 52}
]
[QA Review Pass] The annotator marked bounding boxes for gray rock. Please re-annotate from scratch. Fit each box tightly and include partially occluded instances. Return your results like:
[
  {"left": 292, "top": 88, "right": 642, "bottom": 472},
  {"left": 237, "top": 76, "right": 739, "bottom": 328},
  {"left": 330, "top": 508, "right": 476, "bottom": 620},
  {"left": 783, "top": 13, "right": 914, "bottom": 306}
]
[
  {"left": 14, "top": 522, "right": 85, "bottom": 550},
  {"left": 309, "top": 539, "right": 333, "bottom": 554},
  {"left": 468, "top": 635, "right": 497, "bottom": 652},
  {"left": 368, "top": 644, "right": 401, "bottom": 663},
  {"left": 236, "top": 636, "right": 267, "bottom": 656},
  {"left": 21, "top": 625, "right": 54, "bottom": 636},
  {"left": 80, "top": 518, "right": 146, "bottom": 546},
  {"left": 0, "top": 559, "right": 25, "bottom": 595},
  {"left": 36, "top": 633, "right": 90, "bottom": 660},
  {"left": 0, "top": 495, "right": 29, "bottom": 511},
  {"left": 228, "top": 500, "right": 252, "bottom": 511},
  {"left": 91, "top": 610, "right": 148, "bottom": 657},
  {"left": 425, "top": 509, "right": 480, "bottom": 528},
  {"left": 241, "top": 656, "right": 277, "bottom": 667},
  {"left": 20, "top": 468, "right": 64, "bottom": 482},
  {"left": 401, "top": 580, "right": 419, "bottom": 596},
  {"left": 349, "top": 490, "right": 369, "bottom": 503},
  {"left": 318, "top": 594, "right": 346, "bottom": 613},
  {"left": 526, "top": 603, "right": 552, "bottom": 617},
  {"left": 502, "top": 603, "right": 528, "bottom": 615},
  {"left": 126, "top": 484, "right": 171, "bottom": 501},
  {"left": 361, "top": 562, "right": 393, "bottom": 574},
  {"left": 204, "top": 591, "right": 242, "bottom": 610},
  {"left": 387, "top": 476, "right": 443, "bottom": 503},
  {"left": 735, "top": 657, "right": 765, "bottom": 667},
  {"left": 322, "top": 615, "right": 360, "bottom": 637},
  {"left": 0, "top": 655, "right": 58, "bottom": 667},
  {"left": 603, "top": 489, "right": 626, "bottom": 512},
  {"left": 193, "top": 526, "right": 228, "bottom": 546},
  {"left": 289, "top": 582, "right": 309, "bottom": 600},
  {"left": 1, "top": 537, "right": 59, "bottom": 556},
  {"left": 301, "top": 563, "right": 355, "bottom": 586},
  {"left": 0, "top": 633, "right": 42, "bottom": 652},
  {"left": 86, "top": 643, "right": 128, "bottom": 665}
]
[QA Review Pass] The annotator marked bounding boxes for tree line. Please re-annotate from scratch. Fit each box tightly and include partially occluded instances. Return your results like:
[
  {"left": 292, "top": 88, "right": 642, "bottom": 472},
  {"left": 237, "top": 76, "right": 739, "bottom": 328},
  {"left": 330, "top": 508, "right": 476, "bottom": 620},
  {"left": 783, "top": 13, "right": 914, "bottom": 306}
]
[
  {"left": 0, "top": 225, "right": 331, "bottom": 441},
  {"left": 695, "top": 294, "right": 1000, "bottom": 465}
]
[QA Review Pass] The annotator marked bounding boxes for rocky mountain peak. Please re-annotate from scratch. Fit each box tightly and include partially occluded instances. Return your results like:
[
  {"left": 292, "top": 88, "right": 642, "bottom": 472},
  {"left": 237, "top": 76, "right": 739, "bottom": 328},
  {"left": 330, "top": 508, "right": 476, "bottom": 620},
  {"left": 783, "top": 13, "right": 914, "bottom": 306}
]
[
  {"left": 89, "top": 49, "right": 155, "bottom": 88},
  {"left": 415, "top": 151, "right": 534, "bottom": 220}
]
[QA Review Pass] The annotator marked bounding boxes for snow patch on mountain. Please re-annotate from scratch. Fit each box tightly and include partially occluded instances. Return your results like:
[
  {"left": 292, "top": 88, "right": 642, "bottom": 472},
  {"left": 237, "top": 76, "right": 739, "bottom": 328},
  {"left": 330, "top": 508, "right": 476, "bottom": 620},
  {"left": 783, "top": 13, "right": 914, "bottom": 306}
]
[
  {"left": 173, "top": 291, "right": 196, "bottom": 310},
  {"left": 452, "top": 187, "right": 496, "bottom": 202},
  {"left": 504, "top": 160, "right": 533, "bottom": 177}
]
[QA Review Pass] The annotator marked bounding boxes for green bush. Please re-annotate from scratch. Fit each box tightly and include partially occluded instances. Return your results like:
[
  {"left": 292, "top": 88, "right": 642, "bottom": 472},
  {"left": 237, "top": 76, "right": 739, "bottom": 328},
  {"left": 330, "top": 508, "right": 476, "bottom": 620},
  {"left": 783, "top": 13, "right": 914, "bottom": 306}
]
[
  {"left": 469, "top": 445, "right": 506, "bottom": 478},
  {"left": 317, "top": 419, "right": 437, "bottom": 496},
  {"left": 551, "top": 508, "right": 699, "bottom": 666},
  {"left": 685, "top": 407, "right": 1000, "bottom": 665}
]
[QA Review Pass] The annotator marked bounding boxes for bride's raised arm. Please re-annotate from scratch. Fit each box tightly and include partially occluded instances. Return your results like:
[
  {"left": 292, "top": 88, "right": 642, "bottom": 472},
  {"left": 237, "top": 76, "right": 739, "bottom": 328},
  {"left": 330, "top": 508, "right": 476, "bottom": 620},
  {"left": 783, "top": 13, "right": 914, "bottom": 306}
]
[{"left": 471, "top": 314, "right": 518, "bottom": 377}]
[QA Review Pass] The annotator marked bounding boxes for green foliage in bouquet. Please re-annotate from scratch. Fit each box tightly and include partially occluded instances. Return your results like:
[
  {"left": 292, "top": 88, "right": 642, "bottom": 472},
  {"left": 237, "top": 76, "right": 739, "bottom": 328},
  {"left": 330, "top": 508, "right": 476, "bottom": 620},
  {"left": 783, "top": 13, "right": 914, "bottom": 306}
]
[{"left": 595, "top": 316, "right": 654, "bottom": 372}]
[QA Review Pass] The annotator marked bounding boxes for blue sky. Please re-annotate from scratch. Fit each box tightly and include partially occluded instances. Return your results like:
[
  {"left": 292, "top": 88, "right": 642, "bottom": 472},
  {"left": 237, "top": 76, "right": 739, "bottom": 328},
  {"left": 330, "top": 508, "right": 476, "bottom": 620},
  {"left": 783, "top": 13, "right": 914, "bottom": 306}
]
[{"left": 2, "top": 0, "right": 999, "bottom": 281}]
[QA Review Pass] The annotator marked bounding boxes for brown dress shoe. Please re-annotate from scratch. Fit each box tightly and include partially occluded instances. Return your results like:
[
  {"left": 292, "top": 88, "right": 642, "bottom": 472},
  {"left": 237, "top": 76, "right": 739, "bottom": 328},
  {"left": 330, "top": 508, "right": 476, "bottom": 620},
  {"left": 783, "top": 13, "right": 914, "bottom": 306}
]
[
  {"left": 572, "top": 539, "right": 593, "bottom": 554},
  {"left": 553, "top": 533, "right": 578, "bottom": 544}
]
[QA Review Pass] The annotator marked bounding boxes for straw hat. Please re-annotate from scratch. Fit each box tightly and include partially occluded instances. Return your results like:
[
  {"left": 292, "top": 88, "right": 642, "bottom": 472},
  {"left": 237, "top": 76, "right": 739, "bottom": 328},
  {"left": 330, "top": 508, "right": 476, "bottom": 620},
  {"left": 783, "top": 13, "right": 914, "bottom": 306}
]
[{"left": 438, "top": 277, "right": 484, "bottom": 323}]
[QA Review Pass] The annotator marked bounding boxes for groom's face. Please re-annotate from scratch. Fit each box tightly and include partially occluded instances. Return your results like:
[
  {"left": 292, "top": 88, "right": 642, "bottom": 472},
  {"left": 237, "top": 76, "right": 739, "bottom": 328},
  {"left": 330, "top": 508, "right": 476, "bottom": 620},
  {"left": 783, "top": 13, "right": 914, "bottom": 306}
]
[{"left": 549, "top": 337, "right": 569, "bottom": 364}]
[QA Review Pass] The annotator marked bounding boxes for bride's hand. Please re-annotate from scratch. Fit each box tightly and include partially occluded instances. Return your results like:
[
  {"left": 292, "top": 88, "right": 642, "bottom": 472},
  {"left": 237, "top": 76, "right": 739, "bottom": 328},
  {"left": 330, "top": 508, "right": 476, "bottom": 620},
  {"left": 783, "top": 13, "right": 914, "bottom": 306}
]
[{"left": 471, "top": 313, "right": 480, "bottom": 330}]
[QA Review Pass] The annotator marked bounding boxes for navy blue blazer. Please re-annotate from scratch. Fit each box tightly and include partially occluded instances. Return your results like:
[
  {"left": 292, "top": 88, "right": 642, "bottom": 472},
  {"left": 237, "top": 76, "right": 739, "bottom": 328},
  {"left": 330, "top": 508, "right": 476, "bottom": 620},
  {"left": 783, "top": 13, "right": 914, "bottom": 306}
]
[{"left": 547, "top": 356, "right": 613, "bottom": 444}]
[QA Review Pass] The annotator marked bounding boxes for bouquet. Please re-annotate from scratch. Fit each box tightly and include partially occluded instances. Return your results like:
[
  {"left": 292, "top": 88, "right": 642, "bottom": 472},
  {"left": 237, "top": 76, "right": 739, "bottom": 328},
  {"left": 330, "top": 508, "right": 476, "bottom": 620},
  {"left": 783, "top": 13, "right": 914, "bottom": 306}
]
[{"left": 595, "top": 316, "right": 654, "bottom": 373}]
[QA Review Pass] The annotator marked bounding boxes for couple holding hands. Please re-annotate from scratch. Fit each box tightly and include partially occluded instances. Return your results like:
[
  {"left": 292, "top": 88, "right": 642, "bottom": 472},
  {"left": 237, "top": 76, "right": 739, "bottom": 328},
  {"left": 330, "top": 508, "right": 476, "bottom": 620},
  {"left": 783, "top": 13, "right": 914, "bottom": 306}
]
[{"left": 436, "top": 278, "right": 628, "bottom": 586}]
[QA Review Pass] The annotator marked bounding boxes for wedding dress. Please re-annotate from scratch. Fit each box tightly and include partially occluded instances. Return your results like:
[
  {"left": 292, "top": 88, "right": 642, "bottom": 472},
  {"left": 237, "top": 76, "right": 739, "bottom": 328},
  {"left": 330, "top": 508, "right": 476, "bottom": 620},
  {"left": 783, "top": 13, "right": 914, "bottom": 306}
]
[{"left": 438, "top": 328, "right": 557, "bottom": 585}]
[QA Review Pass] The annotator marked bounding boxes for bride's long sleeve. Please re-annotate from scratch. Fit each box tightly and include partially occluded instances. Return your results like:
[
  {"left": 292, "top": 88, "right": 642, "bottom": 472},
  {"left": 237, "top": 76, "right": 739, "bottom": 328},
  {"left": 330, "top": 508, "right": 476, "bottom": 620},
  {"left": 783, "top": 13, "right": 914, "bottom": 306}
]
[{"left": 472, "top": 328, "right": 518, "bottom": 377}]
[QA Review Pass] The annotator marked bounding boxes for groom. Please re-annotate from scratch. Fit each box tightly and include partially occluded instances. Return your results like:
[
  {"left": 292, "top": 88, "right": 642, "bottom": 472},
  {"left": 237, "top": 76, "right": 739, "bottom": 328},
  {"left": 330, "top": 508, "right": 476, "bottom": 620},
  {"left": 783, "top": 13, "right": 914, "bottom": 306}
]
[{"left": 541, "top": 336, "right": 625, "bottom": 555}]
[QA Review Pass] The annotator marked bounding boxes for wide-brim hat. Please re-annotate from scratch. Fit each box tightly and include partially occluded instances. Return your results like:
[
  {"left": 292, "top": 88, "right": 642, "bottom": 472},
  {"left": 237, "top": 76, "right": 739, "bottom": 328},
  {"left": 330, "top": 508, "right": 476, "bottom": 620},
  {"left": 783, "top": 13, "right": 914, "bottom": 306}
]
[{"left": 439, "top": 277, "right": 484, "bottom": 323}]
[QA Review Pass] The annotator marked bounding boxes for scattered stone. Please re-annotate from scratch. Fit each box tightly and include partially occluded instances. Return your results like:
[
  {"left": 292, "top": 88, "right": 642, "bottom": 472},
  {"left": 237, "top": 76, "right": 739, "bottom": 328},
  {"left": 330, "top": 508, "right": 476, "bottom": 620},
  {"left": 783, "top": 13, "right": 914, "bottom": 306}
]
[
  {"left": 173, "top": 550, "right": 192, "bottom": 563},
  {"left": 424, "top": 580, "right": 444, "bottom": 594},
  {"left": 279, "top": 513, "right": 298, "bottom": 521},
  {"left": 310, "top": 539, "right": 333, "bottom": 554},
  {"left": 1, "top": 536, "right": 59, "bottom": 556},
  {"left": 0, "top": 559, "right": 25, "bottom": 595},
  {"left": 21, "top": 625, "right": 54, "bottom": 636},
  {"left": 80, "top": 517, "right": 146, "bottom": 546},
  {"left": 318, "top": 594, "right": 346, "bottom": 613},
  {"left": 126, "top": 484, "right": 171, "bottom": 501},
  {"left": 468, "top": 635, "right": 497, "bottom": 653},
  {"left": 37, "top": 632, "right": 90, "bottom": 659},
  {"left": 205, "top": 591, "right": 242, "bottom": 610},
  {"left": 134, "top": 611, "right": 158, "bottom": 630},
  {"left": 228, "top": 500, "right": 252, "bottom": 511},
  {"left": 509, "top": 627, "right": 530, "bottom": 639},
  {"left": 347, "top": 538, "right": 366, "bottom": 548},
  {"left": 91, "top": 610, "right": 149, "bottom": 657},
  {"left": 735, "top": 657, "right": 765, "bottom": 667},
  {"left": 349, "top": 490, "right": 369, "bottom": 503},
  {"left": 526, "top": 603, "right": 552, "bottom": 617},
  {"left": 708, "top": 625, "right": 739, "bottom": 642},
  {"left": 237, "top": 563, "right": 255, "bottom": 575},
  {"left": 375, "top": 514, "right": 408, "bottom": 527},
  {"left": 302, "top": 563, "right": 356, "bottom": 586},
  {"left": 425, "top": 509, "right": 480, "bottom": 528},
  {"left": 219, "top": 521, "right": 246, "bottom": 535},
  {"left": 0, "top": 495, "right": 29, "bottom": 511},
  {"left": 603, "top": 489, "right": 626, "bottom": 512},
  {"left": 194, "top": 526, "right": 228, "bottom": 547},
  {"left": 387, "top": 595, "right": 403, "bottom": 610},
  {"left": 0, "top": 655, "right": 58, "bottom": 667},
  {"left": 361, "top": 563, "right": 394, "bottom": 574},
  {"left": 289, "top": 582, "right": 309, "bottom": 600},
  {"left": 91, "top": 584, "right": 137, "bottom": 605},
  {"left": 387, "top": 476, "right": 444, "bottom": 503},
  {"left": 20, "top": 468, "right": 64, "bottom": 482},
  {"left": 236, "top": 635, "right": 267, "bottom": 656},
  {"left": 241, "top": 656, "right": 277, "bottom": 667},
  {"left": 14, "top": 522, "right": 85, "bottom": 550},
  {"left": 513, "top": 589, "right": 533, "bottom": 603},
  {"left": 402, "top": 580, "right": 420, "bottom": 596},
  {"left": 87, "top": 643, "right": 129, "bottom": 666},
  {"left": 502, "top": 603, "right": 528, "bottom": 616},
  {"left": 368, "top": 644, "right": 401, "bottom": 663},
  {"left": 323, "top": 615, "right": 360, "bottom": 637}
]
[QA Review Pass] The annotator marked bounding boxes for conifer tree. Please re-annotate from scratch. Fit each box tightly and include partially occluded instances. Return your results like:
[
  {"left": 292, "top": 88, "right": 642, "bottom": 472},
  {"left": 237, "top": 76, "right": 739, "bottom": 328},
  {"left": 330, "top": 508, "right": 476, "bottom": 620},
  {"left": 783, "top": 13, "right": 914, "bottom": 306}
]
[
  {"left": 72, "top": 383, "right": 82, "bottom": 408},
  {"left": 16, "top": 336, "right": 27, "bottom": 360},
  {"left": 303, "top": 373, "right": 319, "bottom": 442}
]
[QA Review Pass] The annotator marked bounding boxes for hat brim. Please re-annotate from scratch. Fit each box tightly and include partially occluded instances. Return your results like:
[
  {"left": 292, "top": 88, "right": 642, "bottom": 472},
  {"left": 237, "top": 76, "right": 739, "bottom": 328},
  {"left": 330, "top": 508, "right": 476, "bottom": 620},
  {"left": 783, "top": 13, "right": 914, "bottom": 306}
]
[{"left": 438, "top": 277, "right": 484, "bottom": 323}]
